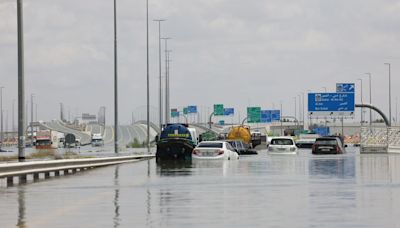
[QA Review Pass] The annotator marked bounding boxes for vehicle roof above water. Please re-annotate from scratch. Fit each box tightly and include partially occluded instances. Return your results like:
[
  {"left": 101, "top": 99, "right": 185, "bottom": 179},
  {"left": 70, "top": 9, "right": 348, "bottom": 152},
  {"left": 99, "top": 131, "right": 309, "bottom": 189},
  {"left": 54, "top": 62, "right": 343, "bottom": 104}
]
[
  {"left": 224, "top": 139, "right": 244, "bottom": 143},
  {"left": 198, "top": 141, "right": 226, "bottom": 144},
  {"left": 316, "top": 137, "right": 340, "bottom": 141},
  {"left": 270, "top": 136, "right": 295, "bottom": 140}
]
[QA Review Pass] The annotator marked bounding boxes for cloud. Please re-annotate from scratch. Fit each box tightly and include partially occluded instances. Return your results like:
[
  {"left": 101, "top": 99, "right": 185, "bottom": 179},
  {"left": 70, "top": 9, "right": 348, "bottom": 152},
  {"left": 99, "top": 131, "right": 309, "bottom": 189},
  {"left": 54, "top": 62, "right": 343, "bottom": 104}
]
[{"left": 1, "top": 0, "right": 400, "bottom": 124}]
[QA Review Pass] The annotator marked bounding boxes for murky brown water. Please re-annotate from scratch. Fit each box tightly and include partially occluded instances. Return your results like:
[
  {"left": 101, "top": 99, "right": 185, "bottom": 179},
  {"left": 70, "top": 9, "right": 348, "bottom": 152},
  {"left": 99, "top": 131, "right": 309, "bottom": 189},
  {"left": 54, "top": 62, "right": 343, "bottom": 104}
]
[{"left": 1, "top": 148, "right": 400, "bottom": 227}]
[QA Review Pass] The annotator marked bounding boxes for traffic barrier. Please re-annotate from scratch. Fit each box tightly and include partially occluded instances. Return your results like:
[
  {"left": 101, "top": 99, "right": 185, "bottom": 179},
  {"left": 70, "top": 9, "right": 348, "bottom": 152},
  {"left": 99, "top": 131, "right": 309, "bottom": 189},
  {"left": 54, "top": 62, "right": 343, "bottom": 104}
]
[
  {"left": 0, "top": 154, "right": 154, "bottom": 187},
  {"left": 361, "top": 127, "right": 400, "bottom": 153}
]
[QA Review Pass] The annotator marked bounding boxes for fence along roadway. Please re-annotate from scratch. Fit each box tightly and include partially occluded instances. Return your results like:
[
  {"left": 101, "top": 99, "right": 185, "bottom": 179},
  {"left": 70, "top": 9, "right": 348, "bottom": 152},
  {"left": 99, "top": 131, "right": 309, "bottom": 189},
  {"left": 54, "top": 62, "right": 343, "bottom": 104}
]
[{"left": 0, "top": 155, "right": 154, "bottom": 187}]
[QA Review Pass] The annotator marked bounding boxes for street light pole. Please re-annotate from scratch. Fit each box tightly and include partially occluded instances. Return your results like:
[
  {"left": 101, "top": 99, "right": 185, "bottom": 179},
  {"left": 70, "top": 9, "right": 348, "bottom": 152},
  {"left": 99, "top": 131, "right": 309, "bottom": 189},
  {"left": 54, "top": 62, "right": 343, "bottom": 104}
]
[
  {"left": 146, "top": 0, "right": 150, "bottom": 153},
  {"left": 30, "top": 93, "right": 34, "bottom": 145},
  {"left": 0, "top": 87, "right": 3, "bottom": 150},
  {"left": 384, "top": 63, "right": 392, "bottom": 126},
  {"left": 154, "top": 19, "right": 166, "bottom": 132},
  {"left": 357, "top": 78, "right": 363, "bottom": 126},
  {"left": 301, "top": 92, "right": 305, "bottom": 129},
  {"left": 365, "top": 73, "right": 372, "bottom": 125},
  {"left": 161, "top": 37, "right": 171, "bottom": 124},
  {"left": 280, "top": 102, "right": 283, "bottom": 136},
  {"left": 17, "top": 0, "right": 25, "bottom": 161},
  {"left": 114, "top": 0, "right": 119, "bottom": 153},
  {"left": 293, "top": 97, "right": 297, "bottom": 128},
  {"left": 396, "top": 97, "right": 398, "bottom": 124},
  {"left": 166, "top": 50, "right": 172, "bottom": 124},
  {"left": 12, "top": 99, "right": 15, "bottom": 132},
  {"left": 297, "top": 94, "right": 303, "bottom": 128}
]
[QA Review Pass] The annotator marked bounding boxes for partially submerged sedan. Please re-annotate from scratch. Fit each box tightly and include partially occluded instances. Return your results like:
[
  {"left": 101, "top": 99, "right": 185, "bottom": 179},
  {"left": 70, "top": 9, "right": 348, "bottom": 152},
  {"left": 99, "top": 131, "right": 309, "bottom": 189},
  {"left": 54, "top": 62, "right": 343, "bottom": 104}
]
[
  {"left": 267, "top": 137, "right": 298, "bottom": 155},
  {"left": 192, "top": 141, "right": 239, "bottom": 160},
  {"left": 312, "top": 137, "right": 346, "bottom": 154}
]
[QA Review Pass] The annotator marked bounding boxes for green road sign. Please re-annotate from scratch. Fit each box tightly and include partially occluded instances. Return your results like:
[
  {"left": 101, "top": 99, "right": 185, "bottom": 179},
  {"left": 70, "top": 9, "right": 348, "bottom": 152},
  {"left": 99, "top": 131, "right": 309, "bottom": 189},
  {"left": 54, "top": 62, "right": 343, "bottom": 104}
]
[
  {"left": 183, "top": 107, "right": 188, "bottom": 115},
  {"left": 247, "top": 107, "right": 261, "bottom": 123},
  {"left": 171, "top": 109, "right": 179, "bottom": 118},
  {"left": 214, "top": 104, "right": 224, "bottom": 116}
]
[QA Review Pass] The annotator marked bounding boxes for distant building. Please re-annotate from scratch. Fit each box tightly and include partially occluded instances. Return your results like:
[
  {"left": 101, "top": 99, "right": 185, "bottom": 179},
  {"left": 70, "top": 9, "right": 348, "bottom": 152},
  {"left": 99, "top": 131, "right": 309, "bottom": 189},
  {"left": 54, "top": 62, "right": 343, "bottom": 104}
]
[{"left": 79, "top": 113, "right": 97, "bottom": 124}]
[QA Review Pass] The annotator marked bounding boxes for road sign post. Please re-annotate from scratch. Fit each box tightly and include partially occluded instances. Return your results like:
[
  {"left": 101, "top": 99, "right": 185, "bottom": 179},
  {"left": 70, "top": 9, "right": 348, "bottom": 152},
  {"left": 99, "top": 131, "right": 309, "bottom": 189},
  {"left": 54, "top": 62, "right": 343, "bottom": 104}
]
[
  {"left": 247, "top": 107, "right": 261, "bottom": 123},
  {"left": 308, "top": 93, "right": 355, "bottom": 117},
  {"left": 214, "top": 104, "right": 224, "bottom": 116}
]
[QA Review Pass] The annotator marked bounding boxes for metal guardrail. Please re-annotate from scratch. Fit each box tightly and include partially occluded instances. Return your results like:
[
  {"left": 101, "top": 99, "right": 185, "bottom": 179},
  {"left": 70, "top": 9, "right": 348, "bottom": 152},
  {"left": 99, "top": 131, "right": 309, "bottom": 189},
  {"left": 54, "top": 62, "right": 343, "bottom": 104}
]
[{"left": 0, "top": 155, "right": 154, "bottom": 186}]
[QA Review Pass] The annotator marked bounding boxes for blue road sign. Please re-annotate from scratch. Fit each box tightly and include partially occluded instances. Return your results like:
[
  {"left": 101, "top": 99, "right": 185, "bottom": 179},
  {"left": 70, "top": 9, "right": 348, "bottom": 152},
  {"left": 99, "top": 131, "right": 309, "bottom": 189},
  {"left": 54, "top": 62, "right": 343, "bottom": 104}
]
[
  {"left": 224, "top": 108, "right": 234, "bottom": 116},
  {"left": 187, "top": 105, "right": 197, "bottom": 114},
  {"left": 308, "top": 93, "right": 355, "bottom": 114},
  {"left": 271, "top": 110, "right": 281, "bottom": 121},
  {"left": 336, "top": 83, "right": 355, "bottom": 93},
  {"left": 261, "top": 110, "right": 272, "bottom": 123}
]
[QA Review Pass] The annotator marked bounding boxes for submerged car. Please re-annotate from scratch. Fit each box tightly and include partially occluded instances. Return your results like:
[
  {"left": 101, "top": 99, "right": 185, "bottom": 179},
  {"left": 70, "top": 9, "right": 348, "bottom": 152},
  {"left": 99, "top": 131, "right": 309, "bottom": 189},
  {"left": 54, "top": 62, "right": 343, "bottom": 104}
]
[
  {"left": 312, "top": 137, "right": 346, "bottom": 154},
  {"left": 192, "top": 141, "right": 239, "bottom": 160},
  {"left": 225, "top": 140, "right": 257, "bottom": 155},
  {"left": 267, "top": 137, "right": 298, "bottom": 154}
]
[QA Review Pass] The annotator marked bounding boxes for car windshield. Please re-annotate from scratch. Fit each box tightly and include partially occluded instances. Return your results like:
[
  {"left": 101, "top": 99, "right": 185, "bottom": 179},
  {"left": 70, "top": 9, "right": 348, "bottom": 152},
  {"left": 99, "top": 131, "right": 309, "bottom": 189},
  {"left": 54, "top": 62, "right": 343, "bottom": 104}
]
[
  {"left": 271, "top": 138, "right": 293, "bottom": 145},
  {"left": 315, "top": 138, "right": 337, "bottom": 145},
  {"left": 198, "top": 142, "right": 223, "bottom": 148}
]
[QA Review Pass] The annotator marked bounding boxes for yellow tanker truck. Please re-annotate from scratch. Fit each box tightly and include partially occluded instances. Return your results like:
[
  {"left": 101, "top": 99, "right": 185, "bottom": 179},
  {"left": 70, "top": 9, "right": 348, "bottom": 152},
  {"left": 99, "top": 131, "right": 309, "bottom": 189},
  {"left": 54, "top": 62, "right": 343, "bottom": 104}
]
[{"left": 227, "top": 125, "right": 262, "bottom": 149}]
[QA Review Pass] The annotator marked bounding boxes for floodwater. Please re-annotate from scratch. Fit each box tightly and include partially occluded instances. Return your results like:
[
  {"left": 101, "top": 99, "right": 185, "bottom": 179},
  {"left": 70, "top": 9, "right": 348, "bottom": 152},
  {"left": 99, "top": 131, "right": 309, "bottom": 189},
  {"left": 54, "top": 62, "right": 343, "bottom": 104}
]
[
  {"left": 0, "top": 145, "right": 152, "bottom": 160},
  {"left": 1, "top": 147, "right": 400, "bottom": 227}
]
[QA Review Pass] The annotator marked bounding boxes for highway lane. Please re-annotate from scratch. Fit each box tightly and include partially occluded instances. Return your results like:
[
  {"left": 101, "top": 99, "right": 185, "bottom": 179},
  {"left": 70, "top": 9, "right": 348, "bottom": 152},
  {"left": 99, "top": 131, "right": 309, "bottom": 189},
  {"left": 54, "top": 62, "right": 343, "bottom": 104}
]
[
  {"left": 91, "top": 124, "right": 158, "bottom": 148},
  {"left": 43, "top": 121, "right": 92, "bottom": 145},
  {"left": 3, "top": 148, "right": 400, "bottom": 227},
  {"left": 87, "top": 124, "right": 103, "bottom": 135}
]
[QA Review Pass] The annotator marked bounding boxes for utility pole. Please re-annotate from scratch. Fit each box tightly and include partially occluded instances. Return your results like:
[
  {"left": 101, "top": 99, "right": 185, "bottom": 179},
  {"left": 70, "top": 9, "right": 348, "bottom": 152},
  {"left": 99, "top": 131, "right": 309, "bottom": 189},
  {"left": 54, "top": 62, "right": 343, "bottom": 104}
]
[
  {"left": 293, "top": 97, "right": 297, "bottom": 128},
  {"left": 358, "top": 78, "right": 363, "bottom": 126},
  {"left": 302, "top": 92, "right": 305, "bottom": 129},
  {"left": 12, "top": 99, "right": 15, "bottom": 132},
  {"left": 30, "top": 94, "right": 34, "bottom": 146},
  {"left": 280, "top": 102, "right": 283, "bottom": 136},
  {"left": 166, "top": 50, "right": 172, "bottom": 124},
  {"left": 114, "top": 0, "right": 119, "bottom": 153},
  {"left": 0, "top": 87, "right": 3, "bottom": 150},
  {"left": 161, "top": 37, "right": 171, "bottom": 124},
  {"left": 146, "top": 0, "right": 150, "bottom": 153},
  {"left": 384, "top": 63, "right": 392, "bottom": 126},
  {"left": 17, "top": 0, "right": 25, "bottom": 161},
  {"left": 365, "top": 73, "right": 372, "bottom": 126},
  {"left": 154, "top": 19, "right": 165, "bottom": 132}
]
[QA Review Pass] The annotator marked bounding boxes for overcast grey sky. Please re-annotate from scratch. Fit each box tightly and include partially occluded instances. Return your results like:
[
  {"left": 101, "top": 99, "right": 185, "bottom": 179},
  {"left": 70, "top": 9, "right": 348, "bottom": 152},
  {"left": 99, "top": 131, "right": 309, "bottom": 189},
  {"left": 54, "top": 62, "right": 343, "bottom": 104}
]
[{"left": 1, "top": 0, "right": 400, "bottom": 125}]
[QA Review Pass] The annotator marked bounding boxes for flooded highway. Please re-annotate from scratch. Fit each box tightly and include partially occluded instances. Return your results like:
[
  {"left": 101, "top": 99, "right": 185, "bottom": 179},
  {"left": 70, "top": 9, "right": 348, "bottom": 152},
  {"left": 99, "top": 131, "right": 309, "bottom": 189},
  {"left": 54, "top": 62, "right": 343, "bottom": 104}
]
[{"left": 1, "top": 147, "right": 400, "bottom": 227}]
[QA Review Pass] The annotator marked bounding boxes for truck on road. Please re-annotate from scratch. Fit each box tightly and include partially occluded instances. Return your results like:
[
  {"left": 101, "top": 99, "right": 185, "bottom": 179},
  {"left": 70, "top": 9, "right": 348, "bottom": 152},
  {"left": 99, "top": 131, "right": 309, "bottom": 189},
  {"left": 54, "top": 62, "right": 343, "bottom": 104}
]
[
  {"left": 35, "top": 130, "right": 60, "bottom": 149},
  {"left": 91, "top": 133, "right": 104, "bottom": 147}
]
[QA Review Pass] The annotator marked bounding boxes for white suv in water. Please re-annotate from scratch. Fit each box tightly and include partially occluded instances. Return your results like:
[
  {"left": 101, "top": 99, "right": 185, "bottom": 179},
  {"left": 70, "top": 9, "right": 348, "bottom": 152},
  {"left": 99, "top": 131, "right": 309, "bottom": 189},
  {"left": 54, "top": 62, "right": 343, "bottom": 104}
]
[
  {"left": 192, "top": 141, "right": 239, "bottom": 160},
  {"left": 267, "top": 137, "right": 298, "bottom": 155}
]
